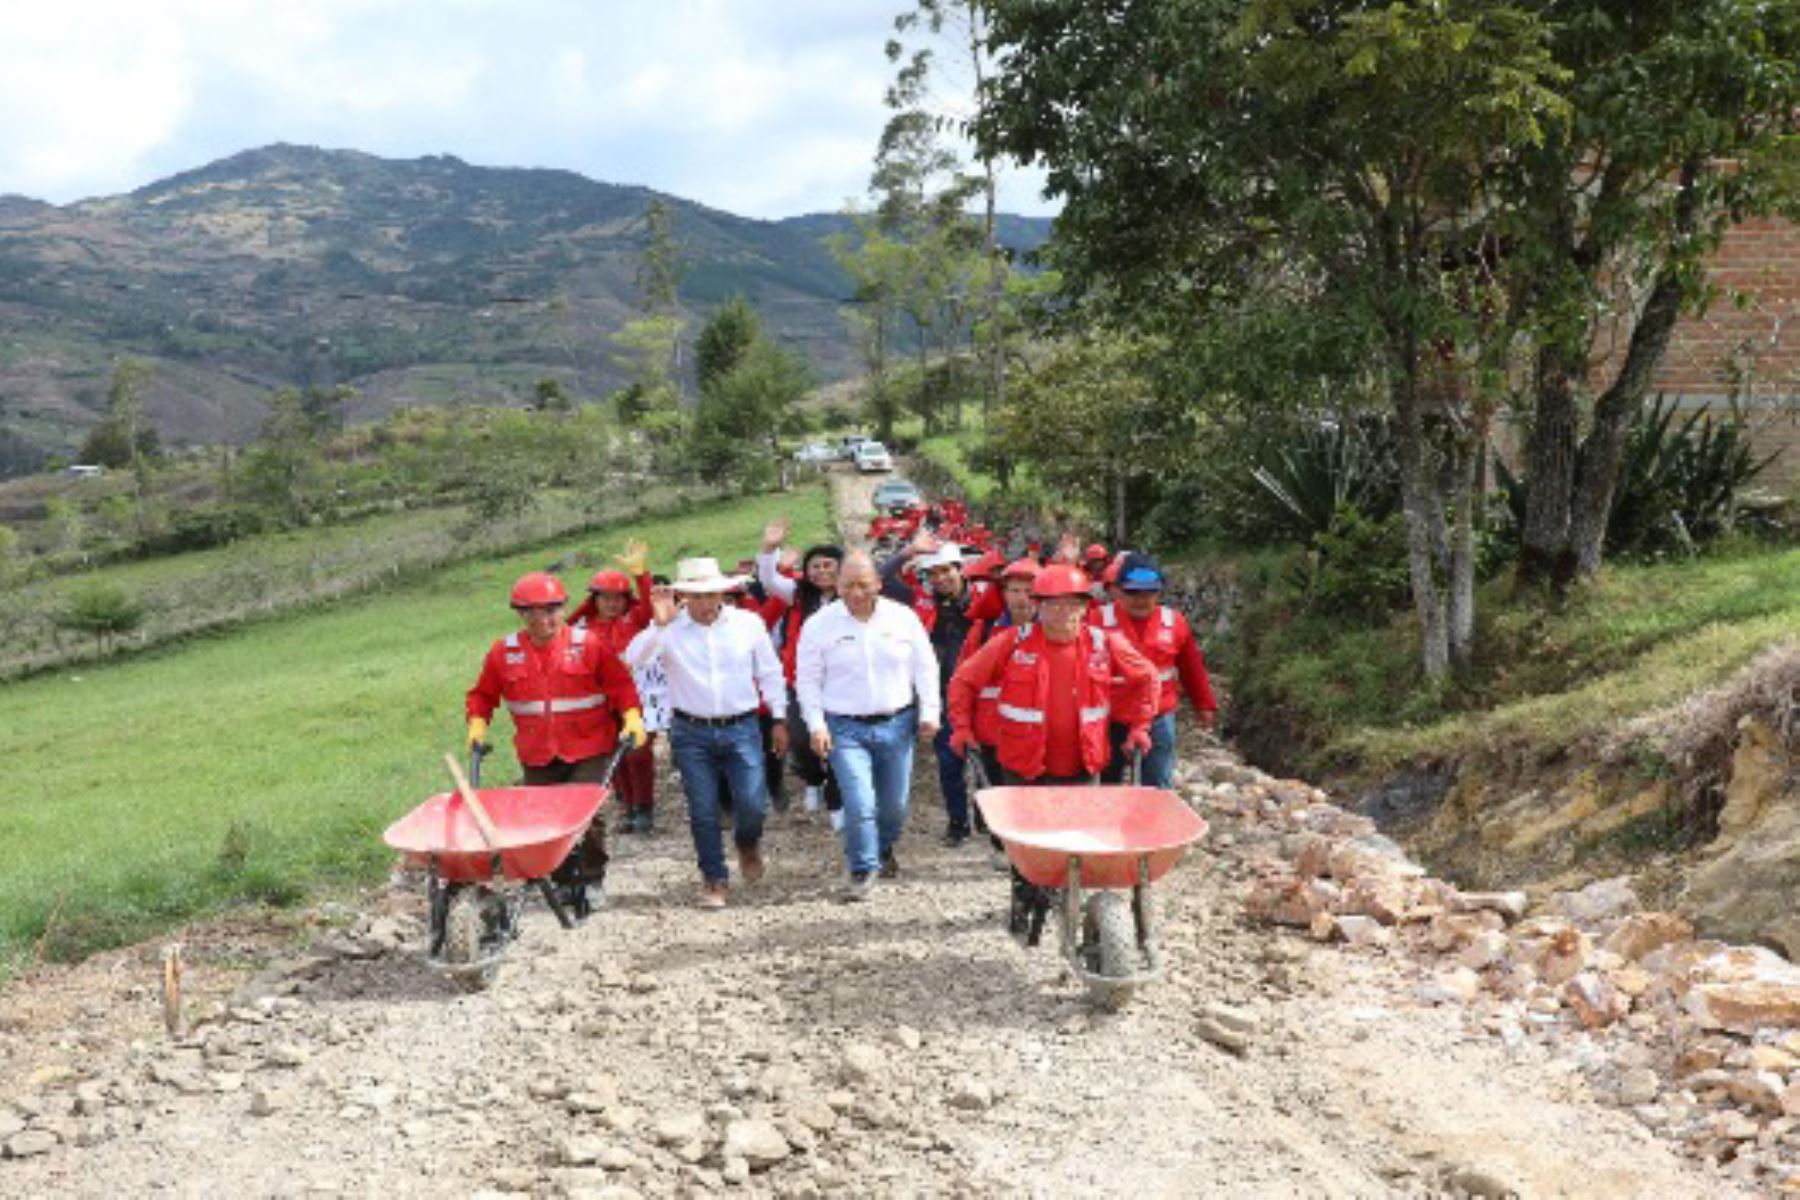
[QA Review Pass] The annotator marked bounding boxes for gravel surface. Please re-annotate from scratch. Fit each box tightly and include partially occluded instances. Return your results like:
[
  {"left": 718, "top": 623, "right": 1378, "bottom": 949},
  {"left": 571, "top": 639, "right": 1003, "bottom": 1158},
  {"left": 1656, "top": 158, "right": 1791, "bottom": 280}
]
[{"left": 0, "top": 470, "right": 1753, "bottom": 1197}]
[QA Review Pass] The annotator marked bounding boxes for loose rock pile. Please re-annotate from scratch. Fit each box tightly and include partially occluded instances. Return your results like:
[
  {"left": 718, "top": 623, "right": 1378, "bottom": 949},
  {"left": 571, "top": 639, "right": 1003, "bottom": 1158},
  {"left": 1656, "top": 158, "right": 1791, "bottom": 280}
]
[{"left": 1213, "top": 748, "right": 1800, "bottom": 1194}]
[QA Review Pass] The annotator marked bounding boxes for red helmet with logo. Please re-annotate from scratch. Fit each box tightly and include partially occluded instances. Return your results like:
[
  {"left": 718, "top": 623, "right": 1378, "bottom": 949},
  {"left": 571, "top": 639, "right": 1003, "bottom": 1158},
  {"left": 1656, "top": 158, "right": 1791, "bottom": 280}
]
[
  {"left": 510, "top": 571, "right": 567, "bottom": 608},
  {"left": 587, "top": 569, "right": 634, "bottom": 595},
  {"left": 1032, "top": 563, "right": 1091, "bottom": 599},
  {"left": 1002, "top": 557, "right": 1042, "bottom": 582}
]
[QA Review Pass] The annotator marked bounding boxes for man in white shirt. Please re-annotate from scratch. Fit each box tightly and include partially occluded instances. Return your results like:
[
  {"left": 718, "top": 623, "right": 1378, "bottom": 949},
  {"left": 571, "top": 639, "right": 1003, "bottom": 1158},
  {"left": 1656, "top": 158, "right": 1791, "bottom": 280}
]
[
  {"left": 795, "top": 552, "right": 940, "bottom": 900},
  {"left": 624, "top": 558, "right": 789, "bottom": 909}
]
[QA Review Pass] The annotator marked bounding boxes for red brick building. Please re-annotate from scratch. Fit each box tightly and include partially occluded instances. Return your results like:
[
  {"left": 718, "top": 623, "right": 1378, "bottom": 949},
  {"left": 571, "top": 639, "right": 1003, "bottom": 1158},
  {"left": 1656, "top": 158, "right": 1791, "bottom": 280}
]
[{"left": 1651, "top": 217, "right": 1800, "bottom": 491}]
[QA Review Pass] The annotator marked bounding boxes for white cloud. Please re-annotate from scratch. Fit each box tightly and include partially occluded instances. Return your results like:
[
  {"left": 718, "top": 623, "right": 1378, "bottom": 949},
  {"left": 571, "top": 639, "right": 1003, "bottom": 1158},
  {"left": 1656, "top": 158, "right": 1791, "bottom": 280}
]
[{"left": 0, "top": 0, "right": 1058, "bottom": 218}]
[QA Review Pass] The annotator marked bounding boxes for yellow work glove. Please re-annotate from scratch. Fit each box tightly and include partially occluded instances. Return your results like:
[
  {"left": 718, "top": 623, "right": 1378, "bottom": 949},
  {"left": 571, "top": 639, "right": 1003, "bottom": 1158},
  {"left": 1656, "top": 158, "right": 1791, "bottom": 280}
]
[
  {"left": 619, "top": 708, "right": 646, "bottom": 749},
  {"left": 465, "top": 716, "right": 489, "bottom": 751},
  {"left": 615, "top": 538, "right": 650, "bottom": 578}
]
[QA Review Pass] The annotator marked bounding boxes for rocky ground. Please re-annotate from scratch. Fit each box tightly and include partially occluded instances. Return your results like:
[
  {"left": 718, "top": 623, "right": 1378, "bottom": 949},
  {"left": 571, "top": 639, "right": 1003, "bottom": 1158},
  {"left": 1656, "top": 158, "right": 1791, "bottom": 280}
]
[
  {"left": 1, "top": 734, "right": 1779, "bottom": 1198},
  {"left": 0, "top": 470, "right": 1793, "bottom": 1197}
]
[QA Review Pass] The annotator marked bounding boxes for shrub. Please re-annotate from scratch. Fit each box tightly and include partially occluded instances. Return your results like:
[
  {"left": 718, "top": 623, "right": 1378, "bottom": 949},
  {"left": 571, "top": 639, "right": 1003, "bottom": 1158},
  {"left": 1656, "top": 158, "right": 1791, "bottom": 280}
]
[
  {"left": 1297, "top": 504, "right": 1412, "bottom": 619},
  {"left": 61, "top": 583, "right": 146, "bottom": 650},
  {"left": 1606, "top": 398, "right": 1781, "bottom": 559}
]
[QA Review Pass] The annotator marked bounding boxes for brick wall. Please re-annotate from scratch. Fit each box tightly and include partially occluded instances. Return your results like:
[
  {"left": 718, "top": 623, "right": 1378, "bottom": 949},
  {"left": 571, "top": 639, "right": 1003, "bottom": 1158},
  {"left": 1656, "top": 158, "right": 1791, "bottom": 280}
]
[{"left": 1596, "top": 217, "right": 1800, "bottom": 493}]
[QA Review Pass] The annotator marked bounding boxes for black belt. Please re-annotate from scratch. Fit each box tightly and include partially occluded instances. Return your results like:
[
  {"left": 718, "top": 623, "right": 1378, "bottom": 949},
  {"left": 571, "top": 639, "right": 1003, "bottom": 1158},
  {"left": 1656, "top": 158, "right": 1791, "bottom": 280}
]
[
  {"left": 673, "top": 709, "right": 758, "bottom": 727},
  {"left": 839, "top": 703, "right": 916, "bottom": 724}
]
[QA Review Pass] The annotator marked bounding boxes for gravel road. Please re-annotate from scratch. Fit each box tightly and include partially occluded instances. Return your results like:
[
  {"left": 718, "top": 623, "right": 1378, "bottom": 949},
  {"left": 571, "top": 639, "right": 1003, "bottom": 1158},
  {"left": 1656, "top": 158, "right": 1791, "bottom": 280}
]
[{"left": 0, "top": 468, "right": 1748, "bottom": 1197}]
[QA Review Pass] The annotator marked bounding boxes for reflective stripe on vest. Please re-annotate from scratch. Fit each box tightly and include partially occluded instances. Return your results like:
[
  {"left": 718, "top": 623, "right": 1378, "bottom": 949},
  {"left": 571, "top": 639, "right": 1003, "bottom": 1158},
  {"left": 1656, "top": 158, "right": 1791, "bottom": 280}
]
[
  {"left": 504, "top": 694, "right": 606, "bottom": 716},
  {"left": 1079, "top": 705, "right": 1109, "bottom": 724},
  {"left": 978, "top": 687, "right": 1001, "bottom": 700},
  {"left": 1158, "top": 667, "right": 1178, "bottom": 681},
  {"left": 997, "top": 703, "right": 1043, "bottom": 724},
  {"left": 504, "top": 633, "right": 520, "bottom": 648},
  {"left": 1099, "top": 603, "right": 1116, "bottom": 628}
]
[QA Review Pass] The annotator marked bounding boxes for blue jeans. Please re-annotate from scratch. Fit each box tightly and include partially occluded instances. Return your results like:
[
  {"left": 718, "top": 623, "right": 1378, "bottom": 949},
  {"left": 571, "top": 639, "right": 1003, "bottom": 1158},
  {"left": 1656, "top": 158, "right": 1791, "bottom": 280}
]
[
  {"left": 826, "top": 709, "right": 918, "bottom": 877},
  {"left": 669, "top": 715, "right": 767, "bottom": 883},
  {"left": 1103, "top": 711, "right": 1179, "bottom": 789},
  {"left": 933, "top": 722, "right": 970, "bottom": 831}
]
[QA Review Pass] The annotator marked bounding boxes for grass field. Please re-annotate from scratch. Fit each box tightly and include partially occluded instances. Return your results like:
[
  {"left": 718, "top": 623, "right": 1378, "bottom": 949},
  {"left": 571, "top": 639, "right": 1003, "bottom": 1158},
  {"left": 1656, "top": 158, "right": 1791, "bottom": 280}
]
[
  {"left": 0, "top": 481, "right": 719, "bottom": 679},
  {"left": 0, "top": 483, "right": 833, "bottom": 975}
]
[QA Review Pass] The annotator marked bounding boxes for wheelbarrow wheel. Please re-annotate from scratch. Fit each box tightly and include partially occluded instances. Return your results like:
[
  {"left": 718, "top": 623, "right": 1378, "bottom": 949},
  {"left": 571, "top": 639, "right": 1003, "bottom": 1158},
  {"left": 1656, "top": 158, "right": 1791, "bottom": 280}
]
[
  {"left": 442, "top": 888, "right": 498, "bottom": 992},
  {"left": 1082, "top": 891, "right": 1141, "bottom": 1010}
]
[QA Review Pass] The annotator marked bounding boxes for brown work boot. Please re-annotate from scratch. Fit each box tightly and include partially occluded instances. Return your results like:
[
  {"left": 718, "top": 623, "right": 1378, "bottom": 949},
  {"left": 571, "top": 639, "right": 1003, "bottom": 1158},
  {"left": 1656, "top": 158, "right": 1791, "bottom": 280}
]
[
  {"left": 696, "top": 881, "right": 728, "bottom": 910},
  {"left": 737, "top": 842, "right": 765, "bottom": 884}
]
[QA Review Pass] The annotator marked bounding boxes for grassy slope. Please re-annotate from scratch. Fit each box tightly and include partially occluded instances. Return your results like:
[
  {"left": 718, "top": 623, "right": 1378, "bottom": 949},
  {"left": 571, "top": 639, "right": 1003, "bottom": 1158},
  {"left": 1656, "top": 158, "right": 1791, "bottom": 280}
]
[
  {"left": 0, "top": 483, "right": 706, "bottom": 678},
  {"left": 0, "top": 485, "right": 832, "bottom": 970},
  {"left": 1267, "top": 545, "right": 1800, "bottom": 773}
]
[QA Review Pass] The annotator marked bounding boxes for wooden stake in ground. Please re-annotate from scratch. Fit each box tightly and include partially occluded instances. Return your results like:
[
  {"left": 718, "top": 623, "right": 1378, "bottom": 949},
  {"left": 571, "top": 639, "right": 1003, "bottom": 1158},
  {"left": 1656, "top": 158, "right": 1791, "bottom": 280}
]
[{"left": 160, "top": 943, "right": 185, "bottom": 1039}]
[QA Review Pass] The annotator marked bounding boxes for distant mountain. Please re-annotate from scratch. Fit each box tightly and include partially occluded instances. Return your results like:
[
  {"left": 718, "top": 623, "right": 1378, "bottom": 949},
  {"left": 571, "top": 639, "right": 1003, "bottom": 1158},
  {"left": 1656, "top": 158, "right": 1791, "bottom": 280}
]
[{"left": 0, "top": 144, "right": 1053, "bottom": 470}]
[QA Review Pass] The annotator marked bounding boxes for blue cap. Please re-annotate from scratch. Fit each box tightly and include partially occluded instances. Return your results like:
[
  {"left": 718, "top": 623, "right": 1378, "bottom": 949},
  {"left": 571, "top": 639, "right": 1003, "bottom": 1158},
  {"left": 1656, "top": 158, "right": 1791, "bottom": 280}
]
[{"left": 1118, "top": 564, "right": 1165, "bottom": 592}]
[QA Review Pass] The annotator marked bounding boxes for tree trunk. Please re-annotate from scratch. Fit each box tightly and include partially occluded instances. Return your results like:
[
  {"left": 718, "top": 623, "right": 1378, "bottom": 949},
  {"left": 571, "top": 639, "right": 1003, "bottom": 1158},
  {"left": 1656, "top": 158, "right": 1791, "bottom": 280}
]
[
  {"left": 1569, "top": 269, "right": 1686, "bottom": 576},
  {"left": 1517, "top": 340, "right": 1581, "bottom": 588},
  {"left": 1395, "top": 373, "right": 1450, "bottom": 679},
  {"left": 1112, "top": 468, "right": 1128, "bottom": 548},
  {"left": 1447, "top": 438, "right": 1476, "bottom": 667}
]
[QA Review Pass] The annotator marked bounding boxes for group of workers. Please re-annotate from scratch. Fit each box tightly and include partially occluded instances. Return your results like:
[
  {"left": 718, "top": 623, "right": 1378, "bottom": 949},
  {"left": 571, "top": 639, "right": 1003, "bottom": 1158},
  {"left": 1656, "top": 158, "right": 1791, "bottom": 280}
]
[{"left": 463, "top": 500, "right": 1217, "bottom": 917}]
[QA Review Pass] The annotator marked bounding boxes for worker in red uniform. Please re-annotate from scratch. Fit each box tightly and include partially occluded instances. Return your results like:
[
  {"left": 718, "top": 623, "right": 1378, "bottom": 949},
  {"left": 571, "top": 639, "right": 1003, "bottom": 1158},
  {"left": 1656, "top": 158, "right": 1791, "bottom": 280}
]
[
  {"left": 566, "top": 539, "right": 660, "bottom": 833},
  {"left": 954, "top": 556, "right": 1041, "bottom": 791},
  {"left": 466, "top": 571, "right": 645, "bottom": 915},
  {"left": 947, "top": 562, "right": 1157, "bottom": 938},
  {"left": 1088, "top": 553, "right": 1217, "bottom": 790}
]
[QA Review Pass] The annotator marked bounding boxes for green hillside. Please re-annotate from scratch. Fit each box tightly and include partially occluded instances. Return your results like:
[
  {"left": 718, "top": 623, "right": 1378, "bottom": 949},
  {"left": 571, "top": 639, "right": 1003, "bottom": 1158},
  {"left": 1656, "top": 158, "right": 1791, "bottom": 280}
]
[
  {"left": 0, "top": 484, "right": 832, "bottom": 974},
  {"left": 0, "top": 144, "right": 1054, "bottom": 466}
]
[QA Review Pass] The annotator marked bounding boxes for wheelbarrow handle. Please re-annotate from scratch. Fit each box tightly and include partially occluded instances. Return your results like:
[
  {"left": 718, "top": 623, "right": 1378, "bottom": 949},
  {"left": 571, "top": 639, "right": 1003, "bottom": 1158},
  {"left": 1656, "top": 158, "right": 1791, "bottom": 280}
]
[
  {"left": 965, "top": 746, "right": 993, "bottom": 791},
  {"left": 443, "top": 752, "right": 503, "bottom": 851},
  {"left": 1128, "top": 749, "right": 1143, "bottom": 788},
  {"left": 469, "top": 742, "right": 488, "bottom": 788},
  {"left": 597, "top": 731, "right": 640, "bottom": 793}
]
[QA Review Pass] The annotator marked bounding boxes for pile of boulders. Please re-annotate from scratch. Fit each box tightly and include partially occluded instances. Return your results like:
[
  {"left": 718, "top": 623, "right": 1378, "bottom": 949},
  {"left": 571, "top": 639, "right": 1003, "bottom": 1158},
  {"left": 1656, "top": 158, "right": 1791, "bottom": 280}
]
[{"left": 1186, "top": 749, "right": 1800, "bottom": 1193}]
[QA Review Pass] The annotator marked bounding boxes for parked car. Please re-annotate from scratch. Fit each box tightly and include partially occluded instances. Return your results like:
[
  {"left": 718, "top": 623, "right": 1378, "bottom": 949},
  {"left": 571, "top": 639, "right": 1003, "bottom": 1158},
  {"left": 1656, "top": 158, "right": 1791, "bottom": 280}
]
[
  {"left": 793, "top": 441, "right": 836, "bottom": 464},
  {"left": 839, "top": 434, "right": 874, "bottom": 458},
  {"left": 854, "top": 441, "right": 894, "bottom": 473},
  {"left": 872, "top": 478, "right": 921, "bottom": 511}
]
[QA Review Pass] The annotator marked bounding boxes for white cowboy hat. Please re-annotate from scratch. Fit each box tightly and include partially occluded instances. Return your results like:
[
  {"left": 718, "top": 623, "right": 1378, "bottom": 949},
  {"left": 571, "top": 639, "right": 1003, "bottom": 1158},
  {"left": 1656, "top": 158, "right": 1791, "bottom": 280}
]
[
  {"left": 917, "top": 544, "right": 968, "bottom": 571},
  {"left": 672, "top": 556, "right": 747, "bottom": 594}
]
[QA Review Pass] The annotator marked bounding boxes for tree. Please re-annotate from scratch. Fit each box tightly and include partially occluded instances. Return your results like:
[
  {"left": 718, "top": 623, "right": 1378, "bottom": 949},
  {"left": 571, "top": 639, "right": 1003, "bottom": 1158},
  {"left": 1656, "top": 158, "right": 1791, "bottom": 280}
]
[
  {"left": 998, "top": 332, "right": 1203, "bottom": 544},
  {"left": 609, "top": 316, "right": 685, "bottom": 433},
  {"left": 886, "top": 0, "right": 1017, "bottom": 422},
  {"left": 692, "top": 335, "right": 814, "bottom": 489},
  {"left": 980, "top": 0, "right": 1571, "bottom": 677},
  {"left": 61, "top": 583, "right": 145, "bottom": 652},
  {"left": 243, "top": 387, "right": 334, "bottom": 524},
  {"left": 1501, "top": 3, "right": 1800, "bottom": 587},
  {"left": 695, "top": 297, "right": 761, "bottom": 396},
  {"left": 88, "top": 359, "right": 160, "bottom": 540},
  {"left": 532, "top": 378, "right": 573, "bottom": 413}
]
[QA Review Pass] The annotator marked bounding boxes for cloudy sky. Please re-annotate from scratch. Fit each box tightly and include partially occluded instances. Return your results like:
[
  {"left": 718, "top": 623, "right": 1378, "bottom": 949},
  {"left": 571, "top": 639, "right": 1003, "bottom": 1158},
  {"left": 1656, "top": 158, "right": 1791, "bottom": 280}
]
[{"left": 0, "top": 0, "right": 1051, "bottom": 218}]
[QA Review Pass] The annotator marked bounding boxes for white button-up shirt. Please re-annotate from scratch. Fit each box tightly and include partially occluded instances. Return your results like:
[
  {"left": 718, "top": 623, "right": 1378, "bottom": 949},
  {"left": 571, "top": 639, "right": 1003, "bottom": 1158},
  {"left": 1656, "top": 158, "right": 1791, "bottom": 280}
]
[
  {"left": 795, "top": 597, "right": 940, "bottom": 734},
  {"left": 623, "top": 606, "right": 788, "bottom": 719}
]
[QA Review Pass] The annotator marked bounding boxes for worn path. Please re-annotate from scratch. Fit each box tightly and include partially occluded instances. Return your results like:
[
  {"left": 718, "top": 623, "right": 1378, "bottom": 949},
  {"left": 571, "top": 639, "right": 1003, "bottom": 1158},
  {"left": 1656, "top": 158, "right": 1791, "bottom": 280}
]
[{"left": 0, "top": 467, "right": 1747, "bottom": 1197}]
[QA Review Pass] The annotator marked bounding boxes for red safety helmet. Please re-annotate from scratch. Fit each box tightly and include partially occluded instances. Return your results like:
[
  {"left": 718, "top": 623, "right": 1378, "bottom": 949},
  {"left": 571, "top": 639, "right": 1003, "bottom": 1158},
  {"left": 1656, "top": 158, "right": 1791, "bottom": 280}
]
[
  {"left": 587, "top": 568, "right": 634, "bottom": 595},
  {"left": 1002, "top": 557, "right": 1042, "bottom": 582},
  {"left": 510, "top": 571, "right": 567, "bottom": 608},
  {"left": 966, "top": 550, "right": 1005, "bottom": 581},
  {"left": 1083, "top": 542, "right": 1109, "bottom": 564},
  {"left": 1032, "top": 563, "right": 1091, "bottom": 599}
]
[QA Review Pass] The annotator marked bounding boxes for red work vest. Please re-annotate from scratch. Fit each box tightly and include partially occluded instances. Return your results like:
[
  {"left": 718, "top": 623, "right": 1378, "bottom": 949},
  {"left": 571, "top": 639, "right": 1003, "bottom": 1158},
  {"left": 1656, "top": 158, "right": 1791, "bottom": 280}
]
[
  {"left": 993, "top": 625, "right": 1115, "bottom": 780},
  {"left": 472, "top": 625, "right": 629, "bottom": 767},
  {"left": 1092, "top": 603, "right": 1186, "bottom": 715},
  {"left": 958, "top": 617, "right": 1013, "bottom": 746}
]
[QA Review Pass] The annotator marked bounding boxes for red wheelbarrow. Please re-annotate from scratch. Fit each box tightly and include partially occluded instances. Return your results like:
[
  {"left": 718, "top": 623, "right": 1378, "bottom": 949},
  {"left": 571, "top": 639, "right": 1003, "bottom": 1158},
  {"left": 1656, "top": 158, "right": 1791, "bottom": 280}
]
[
  {"left": 383, "top": 742, "right": 625, "bottom": 990},
  {"left": 974, "top": 757, "right": 1208, "bottom": 1009}
]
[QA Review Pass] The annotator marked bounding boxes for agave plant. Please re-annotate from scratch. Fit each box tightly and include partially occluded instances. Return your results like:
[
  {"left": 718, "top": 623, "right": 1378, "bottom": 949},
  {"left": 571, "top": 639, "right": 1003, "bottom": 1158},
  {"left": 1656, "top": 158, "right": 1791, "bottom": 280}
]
[
  {"left": 1246, "top": 415, "right": 1401, "bottom": 544},
  {"left": 1606, "top": 396, "right": 1780, "bottom": 558}
]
